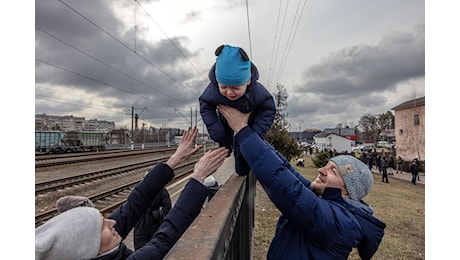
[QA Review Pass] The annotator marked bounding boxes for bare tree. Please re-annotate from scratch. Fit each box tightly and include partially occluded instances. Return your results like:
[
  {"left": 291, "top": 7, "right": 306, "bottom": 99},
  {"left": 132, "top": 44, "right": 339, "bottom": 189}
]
[{"left": 266, "top": 83, "right": 301, "bottom": 161}]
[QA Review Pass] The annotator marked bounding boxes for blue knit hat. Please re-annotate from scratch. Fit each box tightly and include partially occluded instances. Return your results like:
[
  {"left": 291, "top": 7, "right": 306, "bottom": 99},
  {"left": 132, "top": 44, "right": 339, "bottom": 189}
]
[
  {"left": 330, "top": 155, "right": 373, "bottom": 201},
  {"left": 215, "top": 45, "right": 251, "bottom": 86}
]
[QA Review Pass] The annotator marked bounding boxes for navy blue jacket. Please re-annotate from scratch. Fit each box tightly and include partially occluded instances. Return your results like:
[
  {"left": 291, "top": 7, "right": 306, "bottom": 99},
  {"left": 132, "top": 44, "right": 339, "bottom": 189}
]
[
  {"left": 94, "top": 162, "right": 210, "bottom": 260},
  {"left": 199, "top": 63, "right": 276, "bottom": 145},
  {"left": 200, "top": 62, "right": 275, "bottom": 175},
  {"left": 235, "top": 126, "right": 386, "bottom": 260}
]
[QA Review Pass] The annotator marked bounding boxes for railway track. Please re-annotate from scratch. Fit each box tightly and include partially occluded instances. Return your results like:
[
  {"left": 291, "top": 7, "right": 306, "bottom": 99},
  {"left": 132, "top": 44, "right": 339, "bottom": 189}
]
[
  {"left": 35, "top": 155, "right": 171, "bottom": 195},
  {"left": 35, "top": 157, "right": 198, "bottom": 227},
  {"left": 35, "top": 145, "right": 219, "bottom": 227},
  {"left": 35, "top": 147, "right": 177, "bottom": 168}
]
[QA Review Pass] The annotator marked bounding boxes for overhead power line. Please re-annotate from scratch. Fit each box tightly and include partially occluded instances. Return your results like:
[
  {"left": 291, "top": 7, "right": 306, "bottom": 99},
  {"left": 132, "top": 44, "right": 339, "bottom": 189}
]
[
  {"left": 135, "top": 0, "right": 208, "bottom": 82},
  {"left": 267, "top": 0, "right": 307, "bottom": 89},
  {"left": 58, "top": 0, "right": 198, "bottom": 95},
  {"left": 245, "top": 0, "right": 253, "bottom": 59}
]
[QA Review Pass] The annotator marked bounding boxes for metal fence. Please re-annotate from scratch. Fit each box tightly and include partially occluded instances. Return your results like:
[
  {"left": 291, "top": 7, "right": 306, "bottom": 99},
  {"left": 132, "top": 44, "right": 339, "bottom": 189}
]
[{"left": 166, "top": 171, "right": 256, "bottom": 259}]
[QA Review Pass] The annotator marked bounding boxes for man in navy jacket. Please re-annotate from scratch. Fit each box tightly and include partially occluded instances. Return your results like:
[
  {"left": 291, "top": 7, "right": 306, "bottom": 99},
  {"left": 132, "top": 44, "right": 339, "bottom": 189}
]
[{"left": 220, "top": 105, "right": 386, "bottom": 260}]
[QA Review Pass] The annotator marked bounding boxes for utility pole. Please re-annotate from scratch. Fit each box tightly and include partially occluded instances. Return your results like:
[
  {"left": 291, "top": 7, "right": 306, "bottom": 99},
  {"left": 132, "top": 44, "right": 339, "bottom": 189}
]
[
  {"left": 131, "top": 106, "right": 134, "bottom": 150},
  {"left": 142, "top": 123, "right": 146, "bottom": 149},
  {"left": 298, "top": 120, "right": 304, "bottom": 143},
  {"left": 195, "top": 108, "right": 198, "bottom": 128}
]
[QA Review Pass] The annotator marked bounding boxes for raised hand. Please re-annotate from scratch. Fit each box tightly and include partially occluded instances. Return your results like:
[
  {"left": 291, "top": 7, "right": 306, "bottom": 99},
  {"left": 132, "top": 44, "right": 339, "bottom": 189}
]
[
  {"left": 192, "top": 147, "right": 229, "bottom": 183},
  {"left": 166, "top": 127, "right": 203, "bottom": 169}
]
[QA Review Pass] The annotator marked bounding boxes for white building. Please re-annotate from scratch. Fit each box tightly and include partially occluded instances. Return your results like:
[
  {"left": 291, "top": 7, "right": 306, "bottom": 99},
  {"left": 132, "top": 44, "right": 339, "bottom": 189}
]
[{"left": 313, "top": 132, "right": 355, "bottom": 153}]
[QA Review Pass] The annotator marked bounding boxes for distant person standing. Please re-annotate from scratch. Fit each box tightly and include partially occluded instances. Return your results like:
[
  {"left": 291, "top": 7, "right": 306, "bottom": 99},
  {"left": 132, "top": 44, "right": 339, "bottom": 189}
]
[
  {"left": 396, "top": 156, "right": 403, "bottom": 173},
  {"left": 387, "top": 156, "right": 394, "bottom": 175},
  {"left": 381, "top": 156, "right": 389, "bottom": 183},
  {"left": 410, "top": 159, "right": 419, "bottom": 185},
  {"left": 361, "top": 151, "right": 367, "bottom": 164},
  {"left": 367, "top": 152, "right": 373, "bottom": 170},
  {"left": 415, "top": 158, "right": 421, "bottom": 181}
]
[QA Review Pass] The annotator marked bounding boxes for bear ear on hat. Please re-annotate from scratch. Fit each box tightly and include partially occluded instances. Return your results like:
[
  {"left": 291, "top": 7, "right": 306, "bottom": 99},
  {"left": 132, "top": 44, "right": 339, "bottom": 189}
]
[{"left": 215, "top": 45, "right": 225, "bottom": 56}]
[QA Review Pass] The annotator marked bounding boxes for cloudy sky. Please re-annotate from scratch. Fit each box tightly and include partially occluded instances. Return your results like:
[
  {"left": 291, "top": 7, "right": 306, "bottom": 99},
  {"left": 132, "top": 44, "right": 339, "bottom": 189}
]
[{"left": 34, "top": 0, "right": 425, "bottom": 132}]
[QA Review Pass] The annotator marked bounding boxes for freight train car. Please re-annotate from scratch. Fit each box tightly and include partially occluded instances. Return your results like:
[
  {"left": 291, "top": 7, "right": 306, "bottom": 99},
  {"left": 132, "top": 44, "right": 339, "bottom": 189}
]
[
  {"left": 35, "top": 130, "right": 65, "bottom": 153},
  {"left": 61, "top": 131, "right": 106, "bottom": 152},
  {"left": 35, "top": 130, "right": 107, "bottom": 153}
]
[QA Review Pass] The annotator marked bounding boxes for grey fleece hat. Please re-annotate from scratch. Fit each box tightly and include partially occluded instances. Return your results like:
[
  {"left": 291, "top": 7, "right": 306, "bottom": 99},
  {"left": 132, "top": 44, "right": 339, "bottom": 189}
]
[
  {"left": 330, "top": 155, "right": 373, "bottom": 201},
  {"left": 35, "top": 207, "right": 103, "bottom": 260},
  {"left": 203, "top": 175, "right": 217, "bottom": 187},
  {"left": 56, "top": 195, "right": 94, "bottom": 213}
]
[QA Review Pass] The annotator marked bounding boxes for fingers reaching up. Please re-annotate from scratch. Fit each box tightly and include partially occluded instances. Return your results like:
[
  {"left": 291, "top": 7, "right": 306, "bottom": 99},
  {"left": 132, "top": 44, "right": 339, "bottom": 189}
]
[
  {"left": 166, "top": 127, "right": 203, "bottom": 169},
  {"left": 192, "top": 147, "right": 229, "bottom": 183}
]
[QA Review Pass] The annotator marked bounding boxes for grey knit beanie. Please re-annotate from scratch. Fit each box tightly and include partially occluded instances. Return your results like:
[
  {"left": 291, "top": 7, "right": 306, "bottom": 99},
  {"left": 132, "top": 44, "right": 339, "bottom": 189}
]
[
  {"left": 56, "top": 195, "right": 94, "bottom": 213},
  {"left": 330, "top": 155, "right": 373, "bottom": 201},
  {"left": 35, "top": 207, "right": 103, "bottom": 260},
  {"left": 203, "top": 175, "right": 217, "bottom": 187}
]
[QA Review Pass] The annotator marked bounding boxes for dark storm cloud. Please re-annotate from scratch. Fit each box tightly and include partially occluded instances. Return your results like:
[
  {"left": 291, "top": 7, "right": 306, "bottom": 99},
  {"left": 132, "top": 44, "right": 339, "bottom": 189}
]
[
  {"left": 286, "top": 24, "right": 424, "bottom": 128},
  {"left": 299, "top": 24, "right": 424, "bottom": 96},
  {"left": 35, "top": 0, "right": 205, "bottom": 126}
]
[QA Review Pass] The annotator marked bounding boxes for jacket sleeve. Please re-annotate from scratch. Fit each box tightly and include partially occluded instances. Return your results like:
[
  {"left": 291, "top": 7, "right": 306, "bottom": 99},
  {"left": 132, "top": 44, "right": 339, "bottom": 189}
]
[
  {"left": 199, "top": 86, "right": 226, "bottom": 143},
  {"left": 249, "top": 85, "right": 276, "bottom": 138},
  {"left": 235, "top": 126, "right": 358, "bottom": 244},
  {"left": 130, "top": 178, "right": 209, "bottom": 259},
  {"left": 108, "top": 163, "right": 175, "bottom": 239}
]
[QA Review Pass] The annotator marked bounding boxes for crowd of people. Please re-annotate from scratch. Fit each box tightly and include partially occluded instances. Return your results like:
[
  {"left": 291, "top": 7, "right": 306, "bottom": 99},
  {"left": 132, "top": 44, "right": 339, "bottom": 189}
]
[{"left": 351, "top": 150, "right": 422, "bottom": 184}]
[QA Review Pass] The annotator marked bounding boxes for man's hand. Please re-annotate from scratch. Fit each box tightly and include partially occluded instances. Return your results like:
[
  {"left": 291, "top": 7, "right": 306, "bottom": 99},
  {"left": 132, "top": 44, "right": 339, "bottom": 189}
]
[
  {"left": 218, "top": 105, "right": 250, "bottom": 133},
  {"left": 192, "top": 147, "right": 228, "bottom": 183},
  {"left": 166, "top": 127, "right": 203, "bottom": 169}
]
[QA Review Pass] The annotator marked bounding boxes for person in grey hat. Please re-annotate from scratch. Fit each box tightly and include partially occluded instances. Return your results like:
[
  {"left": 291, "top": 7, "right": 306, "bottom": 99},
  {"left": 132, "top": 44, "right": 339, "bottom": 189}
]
[
  {"left": 35, "top": 127, "right": 229, "bottom": 260},
  {"left": 203, "top": 175, "right": 221, "bottom": 206},
  {"left": 55, "top": 195, "right": 94, "bottom": 213},
  {"left": 220, "top": 105, "right": 386, "bottom": 260}
]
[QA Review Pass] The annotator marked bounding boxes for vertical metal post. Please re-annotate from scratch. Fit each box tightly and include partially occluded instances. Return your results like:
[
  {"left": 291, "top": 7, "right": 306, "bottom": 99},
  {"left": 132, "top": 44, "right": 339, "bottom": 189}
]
[{"left": 131, "top": 106, "right": 134, "bottom": 150}]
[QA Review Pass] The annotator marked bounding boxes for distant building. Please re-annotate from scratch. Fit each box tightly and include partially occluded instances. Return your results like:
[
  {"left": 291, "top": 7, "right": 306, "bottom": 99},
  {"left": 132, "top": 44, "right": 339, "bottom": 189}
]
[
  {"left": 323, "top": 127, "right": 360, "bottom": 142},
  {"left": 288, "top": 129, "right": 321, "bottom": 143},
  {"left": 35, "top": 113, "right": 115, "bottom": 133},
  {"left": 313, "top": 132, "right": 355, "bottom": 153},
  {"left": 391, "top": 96, "right": 425, "bottom": 162},
  {"left": 109, "top": 129, "right": 130, "bottom": 145}
]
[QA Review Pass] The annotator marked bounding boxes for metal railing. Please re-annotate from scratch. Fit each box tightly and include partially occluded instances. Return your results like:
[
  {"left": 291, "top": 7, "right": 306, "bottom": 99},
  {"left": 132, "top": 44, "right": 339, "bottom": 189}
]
[{"left": 166, "top": 170, "right": 256, "bottom": 259}]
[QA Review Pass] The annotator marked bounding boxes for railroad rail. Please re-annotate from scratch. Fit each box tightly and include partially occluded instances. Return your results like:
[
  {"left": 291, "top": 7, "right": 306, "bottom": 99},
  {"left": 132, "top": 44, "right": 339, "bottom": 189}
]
[
  {"left": 35, "top": 158, "right": 197, "bottom": 227},
  {"left": 35, "top": 147, "right": 177, "bottom": 168},
  {"left": 35, "top": 155, "right": 171, "bottom": 195}
]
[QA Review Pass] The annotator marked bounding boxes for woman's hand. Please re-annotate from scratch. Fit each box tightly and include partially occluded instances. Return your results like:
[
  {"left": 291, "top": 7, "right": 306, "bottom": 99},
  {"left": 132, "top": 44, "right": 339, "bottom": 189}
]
[
  {"left": 192, "top": 147, "right": 228, "bottom": 183},
  {"left": 166, "top": 127, "right": 202, "bottom": 169}
]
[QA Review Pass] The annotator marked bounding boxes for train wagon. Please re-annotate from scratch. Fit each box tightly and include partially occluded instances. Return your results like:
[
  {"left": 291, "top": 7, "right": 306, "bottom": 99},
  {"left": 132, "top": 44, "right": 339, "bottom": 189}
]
[
  {"left": 62, "top": 131, "right": 106, "bottom": 152},
  {"left": 35, "top": 130, "right": 65, "bottom": 153}
]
